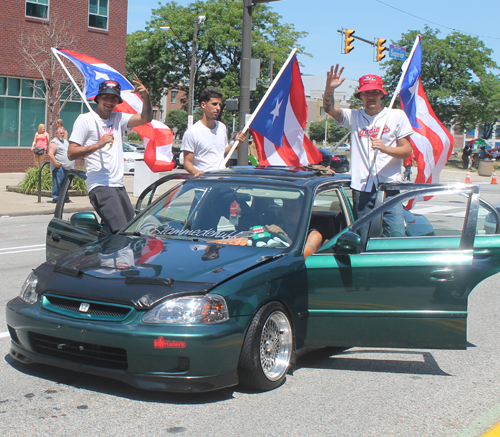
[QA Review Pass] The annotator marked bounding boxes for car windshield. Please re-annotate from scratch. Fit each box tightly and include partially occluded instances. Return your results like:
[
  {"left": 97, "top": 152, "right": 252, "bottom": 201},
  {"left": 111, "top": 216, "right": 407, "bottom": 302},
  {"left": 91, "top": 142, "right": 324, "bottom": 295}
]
[{"left": 126, "top": 180, "right": 306, "bottom": 249}]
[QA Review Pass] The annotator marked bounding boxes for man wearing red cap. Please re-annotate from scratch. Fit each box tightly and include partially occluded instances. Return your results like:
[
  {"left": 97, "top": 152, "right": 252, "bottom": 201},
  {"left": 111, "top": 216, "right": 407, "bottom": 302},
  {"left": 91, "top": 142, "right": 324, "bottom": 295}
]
[{"left": 323, "top": 64, "right": 413, "bottom": 241}]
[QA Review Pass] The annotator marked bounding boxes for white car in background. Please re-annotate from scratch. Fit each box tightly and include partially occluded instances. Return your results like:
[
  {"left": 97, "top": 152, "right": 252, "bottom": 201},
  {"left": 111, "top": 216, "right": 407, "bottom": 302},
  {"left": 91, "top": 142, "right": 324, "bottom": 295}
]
[{"left": 123, "top": 142, "right": 144, "bottom": 174}]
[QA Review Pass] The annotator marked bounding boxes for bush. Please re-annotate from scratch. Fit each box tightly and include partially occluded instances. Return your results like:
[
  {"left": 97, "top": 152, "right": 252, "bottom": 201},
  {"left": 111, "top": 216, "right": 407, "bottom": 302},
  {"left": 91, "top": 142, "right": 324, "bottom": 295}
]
[
  {"left": 19, "top": 165, "right": 88, "bottom": 195},
  {"left": 126, "top": 131, "right": 142, "bottom": 142}
]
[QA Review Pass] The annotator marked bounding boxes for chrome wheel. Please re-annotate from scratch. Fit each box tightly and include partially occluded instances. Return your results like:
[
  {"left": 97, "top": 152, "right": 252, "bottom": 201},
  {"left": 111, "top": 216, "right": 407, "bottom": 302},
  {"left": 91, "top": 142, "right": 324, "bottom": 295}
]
[{"left": 259, "top": 311, "right": 292, "bottom": 381}]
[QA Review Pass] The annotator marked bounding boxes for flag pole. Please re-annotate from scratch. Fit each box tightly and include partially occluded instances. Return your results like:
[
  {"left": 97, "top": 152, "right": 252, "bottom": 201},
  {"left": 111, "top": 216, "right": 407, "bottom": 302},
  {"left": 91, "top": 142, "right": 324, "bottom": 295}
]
[
  {"left": 221, "top": 47, "right": 298, "bottom": 168},
  {"left": 51, "top": 47, "right": 105, "bottom": 135},
  {"left": 376, "top": 34, "right": 421, "bottom": 139}
]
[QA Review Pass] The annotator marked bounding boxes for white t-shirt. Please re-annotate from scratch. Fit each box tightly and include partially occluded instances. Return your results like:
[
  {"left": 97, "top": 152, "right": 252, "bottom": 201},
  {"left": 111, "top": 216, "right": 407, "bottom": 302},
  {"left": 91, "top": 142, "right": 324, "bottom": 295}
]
[
  {"left": 181, "top": 120, "right": 228, "bottom": 172},
  {"left": 69, "top": 111, "right": 133, "bottom": 192},
  {"left": 336, "top": 107, "right": 413, "bottom": 191}
]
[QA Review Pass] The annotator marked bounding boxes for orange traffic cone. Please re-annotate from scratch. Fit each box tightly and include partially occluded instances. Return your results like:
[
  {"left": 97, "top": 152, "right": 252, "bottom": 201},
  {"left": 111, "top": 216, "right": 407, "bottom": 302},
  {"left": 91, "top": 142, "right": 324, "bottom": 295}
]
[
  {"left": 465, "top": 169, "right": 471, "bottom": 183},
  {"left": 491, "top": 170, "right": 498, "bottom": 184}
]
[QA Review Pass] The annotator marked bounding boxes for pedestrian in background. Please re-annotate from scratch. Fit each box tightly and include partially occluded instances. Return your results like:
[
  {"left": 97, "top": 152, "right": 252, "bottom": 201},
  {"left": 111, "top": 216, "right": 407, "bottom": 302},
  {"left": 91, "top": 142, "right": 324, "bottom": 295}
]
[
  {"left": 54, "top": 118, "right": 68, "bottom": 140},
  {"left": 31, "top": 123, "right": 49, "bottom": 166},
  {"left": 403, "top": 152, "right": 415, "bottom": 181},
  {"left": 462, "top": 145, "right": 472, "bottom": 169},
  {"left": 47, "top": 127, "right": 75, "bottom": 204}
]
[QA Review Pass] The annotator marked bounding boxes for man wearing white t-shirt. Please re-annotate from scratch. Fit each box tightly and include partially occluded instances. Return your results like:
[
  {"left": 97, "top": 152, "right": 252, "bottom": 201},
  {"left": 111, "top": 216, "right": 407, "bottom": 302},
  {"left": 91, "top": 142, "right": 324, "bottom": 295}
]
[
  {"left": 323, "top": 65, "right": 413, "bottom": 241},
  {"left": 68, "top": 77, "right": 152, "bottom": 233},
  {"left": 182, "top": 88, "right": 245, "bottom": 177}
]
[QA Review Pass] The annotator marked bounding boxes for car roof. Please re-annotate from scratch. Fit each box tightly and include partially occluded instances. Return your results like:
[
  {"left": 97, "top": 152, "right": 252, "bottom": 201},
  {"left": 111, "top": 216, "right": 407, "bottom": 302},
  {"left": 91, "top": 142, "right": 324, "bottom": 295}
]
[{"left": 196, "top": 166, "right": 351, "bottom": 187}]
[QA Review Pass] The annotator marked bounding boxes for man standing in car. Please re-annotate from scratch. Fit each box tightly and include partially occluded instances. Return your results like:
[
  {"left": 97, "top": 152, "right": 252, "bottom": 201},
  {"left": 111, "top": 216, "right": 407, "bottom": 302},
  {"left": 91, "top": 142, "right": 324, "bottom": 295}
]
[
  {"left": 323, "top": 65, "right": 413, "bottom": 241},
  {"left": 68, "top": 76, "right": 152, "bottom": 233},
  {"left": 182, "top": 88, "right": 246, "bottom": 176}
]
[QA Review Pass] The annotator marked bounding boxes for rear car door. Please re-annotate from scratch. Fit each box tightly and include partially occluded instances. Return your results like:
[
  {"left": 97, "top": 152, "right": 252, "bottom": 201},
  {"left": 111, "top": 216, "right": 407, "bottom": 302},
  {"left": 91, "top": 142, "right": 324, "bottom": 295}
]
[{"left": 305, "top": 184, "right": 500, "bottom": 350}]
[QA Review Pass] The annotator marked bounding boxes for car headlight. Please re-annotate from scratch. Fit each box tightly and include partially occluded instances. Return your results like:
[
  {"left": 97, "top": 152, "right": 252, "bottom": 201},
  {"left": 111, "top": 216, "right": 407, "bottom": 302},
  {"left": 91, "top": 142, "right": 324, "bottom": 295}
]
[
  {"left": 142, "top": 294, "right": 229, "bottom": 324},
  {"left": 20, "top": 271, "right": 38, "bottom": 304}
]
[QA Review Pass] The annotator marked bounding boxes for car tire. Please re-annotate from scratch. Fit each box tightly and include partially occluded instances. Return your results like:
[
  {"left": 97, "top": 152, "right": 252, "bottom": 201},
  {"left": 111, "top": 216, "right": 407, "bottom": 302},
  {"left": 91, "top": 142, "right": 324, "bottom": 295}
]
[{"left": 238, "top": 302, "right": 293, "bottom": 391}]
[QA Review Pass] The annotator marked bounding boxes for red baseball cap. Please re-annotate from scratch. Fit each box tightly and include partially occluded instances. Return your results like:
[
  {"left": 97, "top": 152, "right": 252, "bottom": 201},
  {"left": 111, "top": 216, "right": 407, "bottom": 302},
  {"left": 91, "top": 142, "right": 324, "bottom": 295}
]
[{"left": 354, "top": 74, "right": 388, "bottom": 99}]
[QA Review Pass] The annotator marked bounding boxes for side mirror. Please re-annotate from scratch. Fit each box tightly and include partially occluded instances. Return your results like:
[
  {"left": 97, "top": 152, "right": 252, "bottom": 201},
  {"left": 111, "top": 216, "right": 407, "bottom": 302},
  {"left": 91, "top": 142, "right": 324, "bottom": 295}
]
[
  {"left": 334, "top": 231, "right": 363, "bottom": 255},
  {"left": 70, "top": 212, "right": 102, "bottom": 232}
]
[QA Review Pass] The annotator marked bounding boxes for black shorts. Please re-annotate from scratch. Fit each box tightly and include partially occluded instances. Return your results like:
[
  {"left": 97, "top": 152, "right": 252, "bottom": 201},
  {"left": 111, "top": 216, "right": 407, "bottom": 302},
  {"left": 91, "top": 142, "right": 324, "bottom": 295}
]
[{"left": 89, "top": 186, "right": 135, "bottom": 233}]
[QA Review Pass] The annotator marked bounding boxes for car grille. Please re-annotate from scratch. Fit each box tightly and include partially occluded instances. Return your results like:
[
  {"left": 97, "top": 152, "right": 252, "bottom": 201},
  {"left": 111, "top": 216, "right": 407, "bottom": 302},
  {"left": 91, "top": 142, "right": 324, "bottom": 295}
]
[
  {"left": 29, "top": 332, "right": 128, "bottom": 370},
  {"left": 42, "top": 294, "right": 133, "bottom": 321}
]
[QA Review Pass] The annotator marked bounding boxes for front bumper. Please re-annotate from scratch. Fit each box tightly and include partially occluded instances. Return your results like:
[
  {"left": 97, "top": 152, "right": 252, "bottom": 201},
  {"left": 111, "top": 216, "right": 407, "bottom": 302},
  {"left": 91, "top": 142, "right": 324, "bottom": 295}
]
[{"left": 6, "top": 297, "right": 249, "bottom": 392}]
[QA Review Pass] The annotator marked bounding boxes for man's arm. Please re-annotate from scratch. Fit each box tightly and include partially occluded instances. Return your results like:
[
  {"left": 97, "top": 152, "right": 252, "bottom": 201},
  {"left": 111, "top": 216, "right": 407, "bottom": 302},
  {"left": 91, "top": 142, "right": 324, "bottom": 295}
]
[
  {"left": 183, "top": 151, "right": 203, "bottom": 177},
  {"left": 370, "top": 135, "right": 412, "bottom": 159},
  {"left": 47, "top": 142, "right": 60, "bottom": 167},
  {"left": 304, "top": 230, "right": 323, "bottom": 260},
  {"left": 224, "top": 131, "right": 246, "bottom": 155},
  {"left": 127, "top": 75, "right": 153, "bottom": 128},
  {"left": 67, "top": 134, "right": 114, "bottom": 161},
  {"left": 323, "top": 64, "right": 345, "bottom": 123}
]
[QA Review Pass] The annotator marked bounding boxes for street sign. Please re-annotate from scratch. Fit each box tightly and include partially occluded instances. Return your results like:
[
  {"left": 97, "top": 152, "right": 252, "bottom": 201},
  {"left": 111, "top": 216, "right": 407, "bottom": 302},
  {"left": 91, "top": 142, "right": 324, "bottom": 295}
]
[{"left": 389, "top": 45, "right": 406, "bottom": 60}]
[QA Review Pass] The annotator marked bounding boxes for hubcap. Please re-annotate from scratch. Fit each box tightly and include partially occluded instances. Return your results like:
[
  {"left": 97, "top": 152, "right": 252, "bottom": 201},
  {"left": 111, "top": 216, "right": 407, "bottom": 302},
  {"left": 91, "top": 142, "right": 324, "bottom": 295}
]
[{"left": 259, "top": 311, "right": 292, "bottom": 381}]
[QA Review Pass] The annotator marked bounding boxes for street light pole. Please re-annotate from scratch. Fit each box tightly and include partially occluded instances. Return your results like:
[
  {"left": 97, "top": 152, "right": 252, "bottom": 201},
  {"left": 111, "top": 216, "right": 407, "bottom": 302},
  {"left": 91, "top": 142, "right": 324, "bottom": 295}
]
[
  {"left": 161, "top": 15, "right": 205, "bottom": 129},
  {"left": 237, "top": 0, "right": 281, "bottom": 165}
]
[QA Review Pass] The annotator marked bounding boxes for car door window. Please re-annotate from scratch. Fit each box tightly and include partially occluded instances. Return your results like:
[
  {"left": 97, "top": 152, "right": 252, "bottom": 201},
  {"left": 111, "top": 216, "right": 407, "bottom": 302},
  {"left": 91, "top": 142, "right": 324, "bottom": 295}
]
[{"left": 311, "top": 189, "right": 350, "bottom": 244}]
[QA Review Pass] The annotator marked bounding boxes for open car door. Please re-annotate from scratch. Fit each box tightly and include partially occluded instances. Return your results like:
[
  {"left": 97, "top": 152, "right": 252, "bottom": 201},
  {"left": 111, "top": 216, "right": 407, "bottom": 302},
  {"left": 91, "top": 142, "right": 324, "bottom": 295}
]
[
  {"left": 305, "top": 184, "right": 500, "bottom": 350},
  {"left": 45, "top": 171, "right": 190, "bottom": 261}
]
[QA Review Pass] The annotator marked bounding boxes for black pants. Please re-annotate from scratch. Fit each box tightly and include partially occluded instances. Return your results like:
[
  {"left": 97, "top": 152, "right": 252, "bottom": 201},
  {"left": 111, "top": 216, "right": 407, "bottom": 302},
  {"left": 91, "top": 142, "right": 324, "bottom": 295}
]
[{"left": 89, "top": 186, "right": 135, "bottom": 233}]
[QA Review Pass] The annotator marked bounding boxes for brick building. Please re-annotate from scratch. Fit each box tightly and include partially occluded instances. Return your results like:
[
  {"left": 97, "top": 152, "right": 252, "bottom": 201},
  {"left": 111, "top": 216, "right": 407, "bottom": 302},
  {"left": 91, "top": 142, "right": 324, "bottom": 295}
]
[{"left": 0, "top": 0, "right": 128, "bottom": 172}]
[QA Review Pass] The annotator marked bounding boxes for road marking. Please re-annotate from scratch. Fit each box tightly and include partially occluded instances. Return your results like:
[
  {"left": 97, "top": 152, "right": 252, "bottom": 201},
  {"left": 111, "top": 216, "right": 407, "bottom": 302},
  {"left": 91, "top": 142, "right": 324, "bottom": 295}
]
[
  {"left": 457, "top": 403, "right": 500, "bottom": 437},
  {"left": 482, "top": 421, "right": 500, "bottom": 436},
  {"left": 0, "top": 244, "right": 45, "bottom": 255}
]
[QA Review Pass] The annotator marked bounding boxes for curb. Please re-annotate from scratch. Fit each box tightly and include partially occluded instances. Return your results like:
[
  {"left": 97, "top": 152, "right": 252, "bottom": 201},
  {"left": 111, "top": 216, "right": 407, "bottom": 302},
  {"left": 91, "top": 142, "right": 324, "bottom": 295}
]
[{"left": 6, "top": 185, "right": 87, "bottom": 197}]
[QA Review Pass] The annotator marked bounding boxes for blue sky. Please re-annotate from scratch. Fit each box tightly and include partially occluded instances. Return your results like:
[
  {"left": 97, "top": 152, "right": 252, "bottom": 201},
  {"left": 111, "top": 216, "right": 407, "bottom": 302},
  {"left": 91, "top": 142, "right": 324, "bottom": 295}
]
[{"left": 127, "top": 0, "right": 500, "bottom": 81}]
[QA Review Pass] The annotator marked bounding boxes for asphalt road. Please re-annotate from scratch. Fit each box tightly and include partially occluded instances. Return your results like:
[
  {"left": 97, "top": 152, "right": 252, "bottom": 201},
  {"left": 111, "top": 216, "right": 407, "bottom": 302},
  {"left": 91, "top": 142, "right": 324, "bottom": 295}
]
[{"left": 1, "top": 211, "right": 500, "bottom": 437}]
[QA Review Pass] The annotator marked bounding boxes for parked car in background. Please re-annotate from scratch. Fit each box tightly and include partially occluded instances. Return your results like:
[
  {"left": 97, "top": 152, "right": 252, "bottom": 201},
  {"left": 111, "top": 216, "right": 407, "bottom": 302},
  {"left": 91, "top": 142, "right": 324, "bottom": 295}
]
[
  {"left": 335, "top": 143, "right": 350, "bottom": 152},
  {"left": 123, "top": 142, "right": 144, "bottom": 174},
  {"left": 123, "top": 142, "right": 145, "bottom": 153},
  {"left": 318, "top": 147, "right": 350, "bottom": 173}
]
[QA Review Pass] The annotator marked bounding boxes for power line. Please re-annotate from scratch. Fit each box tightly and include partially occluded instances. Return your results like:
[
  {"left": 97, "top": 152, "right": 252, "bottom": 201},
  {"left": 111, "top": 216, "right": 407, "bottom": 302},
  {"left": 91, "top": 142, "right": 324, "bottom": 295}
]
[{"left": 375, "top": 0, "right": 500, "bottom": 40}]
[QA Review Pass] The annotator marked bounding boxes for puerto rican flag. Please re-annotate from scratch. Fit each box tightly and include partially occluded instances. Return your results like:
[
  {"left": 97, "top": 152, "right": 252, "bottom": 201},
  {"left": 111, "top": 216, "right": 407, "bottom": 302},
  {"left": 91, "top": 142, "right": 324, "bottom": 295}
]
[
  {"left": 399, "top": 35, "right": 454, "bottom": 203},
  {"left": 250, "top": 55, "right": 322, "bottom": 166},
  {"left": 53, "top": 48, "right": 174, "bottom": 172}
]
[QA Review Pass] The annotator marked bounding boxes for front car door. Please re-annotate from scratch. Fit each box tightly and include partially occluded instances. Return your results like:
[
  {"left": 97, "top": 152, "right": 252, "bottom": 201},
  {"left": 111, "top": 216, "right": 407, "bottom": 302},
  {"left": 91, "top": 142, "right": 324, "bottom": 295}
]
[{"left": 305, "top": 184, "right": 500, "bottom": 350}]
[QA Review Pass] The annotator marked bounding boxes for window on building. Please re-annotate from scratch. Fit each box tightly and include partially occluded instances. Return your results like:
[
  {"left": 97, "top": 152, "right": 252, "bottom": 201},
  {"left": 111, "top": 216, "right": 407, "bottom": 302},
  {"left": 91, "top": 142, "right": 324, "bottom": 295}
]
[
  {"left": 171, "top": 90, "right": 177, "bottom": 104},
  {"left": 0, "top": 76, "right": 46, "bottom": 148},
  {"left": 152, "top": 109, "right": 158, "bottom": 120},
  {"left": 320, "top": 107, "right": 325, "bottom": 116},
  {"left": 89, "top": 0, "right": 108, "bottom": 30},
  {"left": 26, "top": 0, "right": 49, "bottom": 20}
]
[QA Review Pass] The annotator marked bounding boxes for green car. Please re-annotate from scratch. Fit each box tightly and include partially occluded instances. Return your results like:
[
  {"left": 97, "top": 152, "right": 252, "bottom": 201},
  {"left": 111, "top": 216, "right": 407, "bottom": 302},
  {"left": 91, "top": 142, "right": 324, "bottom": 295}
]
[{"left": 6, "top": 167, "right": 500, "bottom": 392}]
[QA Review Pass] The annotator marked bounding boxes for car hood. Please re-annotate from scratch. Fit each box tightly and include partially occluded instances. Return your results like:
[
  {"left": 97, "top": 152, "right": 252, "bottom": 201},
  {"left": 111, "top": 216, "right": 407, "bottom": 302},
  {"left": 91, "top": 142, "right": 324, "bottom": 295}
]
[{"left": 39, "top": 235, "right": 283, "bottom": 309}]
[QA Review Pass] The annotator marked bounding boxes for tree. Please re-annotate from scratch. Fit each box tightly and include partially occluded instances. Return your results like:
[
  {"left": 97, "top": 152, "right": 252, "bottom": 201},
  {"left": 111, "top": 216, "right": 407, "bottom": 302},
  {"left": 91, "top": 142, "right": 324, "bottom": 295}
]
[
  {"left": 381, "top": 27, "right": 500, "bottom": 129},
  {"left": 308, "top": 118, "right": 349, "bottom": 145},
  {"left": 454, "top": 73, "right": 500, "bottom": 139},
  {"left": 126, "top": 0, "right": 309, "bottom": 109},
  {"left": 20, "top": 17, "right": 78, "bottom": 135},
  {"left": 165, "top": 109, "right": 188, "bottom": 139}
]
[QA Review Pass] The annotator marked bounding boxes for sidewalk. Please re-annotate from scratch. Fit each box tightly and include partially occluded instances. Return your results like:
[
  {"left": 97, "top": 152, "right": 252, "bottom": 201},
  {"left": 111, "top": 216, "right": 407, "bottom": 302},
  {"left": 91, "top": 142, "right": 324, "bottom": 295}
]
[{"left": 0, "top": 168, "right": 495, "bottom": 218}]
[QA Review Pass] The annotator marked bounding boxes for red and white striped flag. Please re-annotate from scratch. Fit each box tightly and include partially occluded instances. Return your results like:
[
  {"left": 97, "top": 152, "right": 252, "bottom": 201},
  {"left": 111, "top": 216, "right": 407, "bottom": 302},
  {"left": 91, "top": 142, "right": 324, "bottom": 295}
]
[
  {"left": 250, "top": 54, "right": 322, "bottom": 166},
  {"left": 399, "top": 35, "right": 454, "bottom": 194},
  {"left": 53, "top": 48, "right": 175, "bottom": 172}
]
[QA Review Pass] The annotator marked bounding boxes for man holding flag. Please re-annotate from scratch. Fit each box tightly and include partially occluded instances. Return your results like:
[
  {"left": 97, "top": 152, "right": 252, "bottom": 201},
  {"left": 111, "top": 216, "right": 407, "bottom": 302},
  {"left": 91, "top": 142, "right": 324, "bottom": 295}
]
[
  {"left": 323, "top": 65, "right": 413, "bottom": 241},
  {"left": 68, "top": 75, "right": 153, "bottom": 233}
]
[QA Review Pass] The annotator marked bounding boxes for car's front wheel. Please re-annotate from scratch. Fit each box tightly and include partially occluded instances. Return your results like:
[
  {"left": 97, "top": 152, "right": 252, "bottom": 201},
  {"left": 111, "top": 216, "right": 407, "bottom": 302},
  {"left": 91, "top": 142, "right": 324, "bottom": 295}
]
[{"left": 238, "top": 302, "right": 293, "bottom": 391}]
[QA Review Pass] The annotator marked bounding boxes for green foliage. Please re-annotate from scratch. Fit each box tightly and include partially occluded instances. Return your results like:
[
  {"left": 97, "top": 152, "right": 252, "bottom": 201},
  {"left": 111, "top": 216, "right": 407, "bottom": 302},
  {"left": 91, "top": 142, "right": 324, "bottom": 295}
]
[
  {"left": 308, "top": 118, "right": 349, "bottom": 144},
  {"left": 126, "top": 131, "right": 142, "bottom": 142},
  {"left": 165, "top": 109, "right": 188, "bottom": 139},
  {"left": 382, "top": 26, "right": 500, "bottom": 128},
  {"left": 126, "top": 0, "right": 309, "bottom": 109},
  {"left": 19, "top": 165, "right": 87, "bottom": 195}
]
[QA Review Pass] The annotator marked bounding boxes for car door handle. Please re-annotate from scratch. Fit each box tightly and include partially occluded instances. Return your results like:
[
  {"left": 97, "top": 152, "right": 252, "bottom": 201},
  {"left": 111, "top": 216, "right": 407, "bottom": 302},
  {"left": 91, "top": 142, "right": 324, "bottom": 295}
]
[
  {"left": 430, "top": 268, "right": 456, "bottom": 282},
  {"left": 51, "top": 233, "right": 61, "bottom": 243},
  {"left": 473, "top": 250, "right": 492, "bottom": 261}
]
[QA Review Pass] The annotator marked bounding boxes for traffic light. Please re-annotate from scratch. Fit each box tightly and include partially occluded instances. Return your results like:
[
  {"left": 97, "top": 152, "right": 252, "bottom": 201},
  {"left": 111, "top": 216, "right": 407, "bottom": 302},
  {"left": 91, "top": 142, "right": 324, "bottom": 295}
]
[
  {"left": 344, "top": 29, "right": 355, "bottom": 54},
  {"left": 376, "top": 38, "right": 387, "bottom": 61}
]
